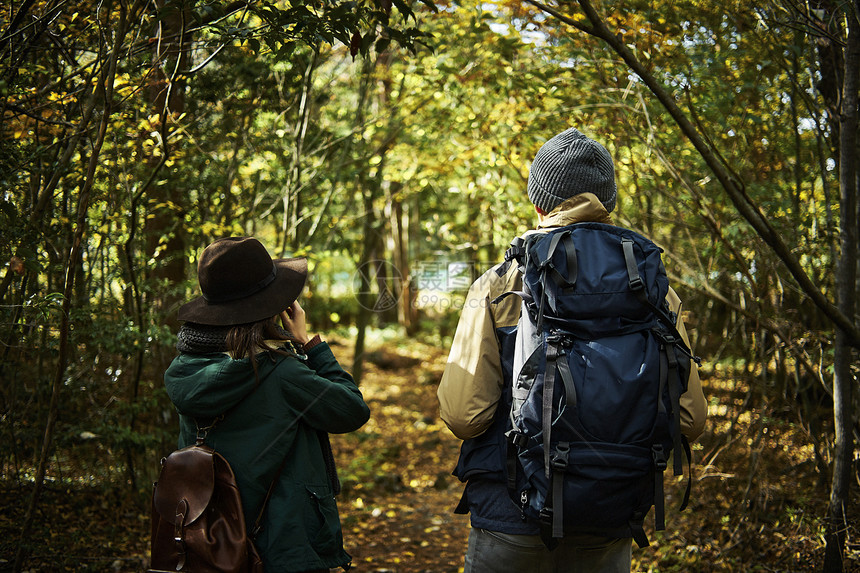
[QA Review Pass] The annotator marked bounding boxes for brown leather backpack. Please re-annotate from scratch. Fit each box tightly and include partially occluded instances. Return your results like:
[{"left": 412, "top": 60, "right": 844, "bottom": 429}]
[{"left": 147, "top": 440, "right": 267, "bottom": 573}]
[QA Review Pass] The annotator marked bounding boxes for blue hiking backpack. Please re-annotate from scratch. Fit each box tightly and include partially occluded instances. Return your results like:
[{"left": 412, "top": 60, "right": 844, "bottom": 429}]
[{"left": 494, "top": 222, "right": 698, "bottom": 549}]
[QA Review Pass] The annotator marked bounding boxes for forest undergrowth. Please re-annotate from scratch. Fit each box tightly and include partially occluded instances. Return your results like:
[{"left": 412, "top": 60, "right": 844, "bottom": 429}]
[{"left": 1, "top": 335, "right": 857, "bottom": 572}]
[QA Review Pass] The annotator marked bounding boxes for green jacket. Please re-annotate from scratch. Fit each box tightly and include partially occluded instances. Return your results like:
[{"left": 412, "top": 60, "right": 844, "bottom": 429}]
[{"left": 164, "top": 342, "right": 370, "bottom": 572}]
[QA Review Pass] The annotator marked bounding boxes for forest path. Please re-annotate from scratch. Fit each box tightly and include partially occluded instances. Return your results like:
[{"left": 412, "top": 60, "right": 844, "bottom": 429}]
[{"left": 331, "top": 336, "right": 470, "bottom": 572}]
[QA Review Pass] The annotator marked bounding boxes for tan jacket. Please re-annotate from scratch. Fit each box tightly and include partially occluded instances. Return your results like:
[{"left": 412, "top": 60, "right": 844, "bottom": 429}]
[{"left": 438, "top": 193, "right": 707, "bottom": 441}]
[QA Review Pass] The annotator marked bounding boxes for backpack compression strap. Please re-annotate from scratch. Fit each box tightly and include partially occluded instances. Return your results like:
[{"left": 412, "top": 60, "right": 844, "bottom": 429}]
[
  {"left": 541, "top": 441, "right": 570, "bottom": 545},
  {"left": 535, "top": 231, "right": 578, "bottom": 331},
  {"left": 663, "top": 332, "right": 684, "bottom": 477},
  {"left": 652, "top": 345, "right": 671, "bottom": 533},
  {"left": 621, "top": 236, "right": 686, "bottom": 463},
  {"left": 541, "top": 340, "right": 559, "bottom": 477},
  {"left": 621, "top": 238, "right": 700, "bottom": 366},
  {"left": 540, "top": 335, "right": 579, "bottom": 477},
  {"left": 623, "top": 236, "right": 694, "bottom": 532},
  {"left": 538, "top": 336, "right": 579, "bottom": 544},
  {"left": 621, "top": 236, "right": 694, "bottom": 475}
]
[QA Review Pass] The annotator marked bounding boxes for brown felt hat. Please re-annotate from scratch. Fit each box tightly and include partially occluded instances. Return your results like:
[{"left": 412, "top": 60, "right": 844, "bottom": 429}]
[{"left": 178, "top": 237, "right": 308, "bottom": 326}]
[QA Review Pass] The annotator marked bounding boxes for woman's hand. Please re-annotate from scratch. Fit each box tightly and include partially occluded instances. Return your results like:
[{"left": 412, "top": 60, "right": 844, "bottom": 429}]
[{"left": 280, "top": 301, "right": 310, "bottom": 345}]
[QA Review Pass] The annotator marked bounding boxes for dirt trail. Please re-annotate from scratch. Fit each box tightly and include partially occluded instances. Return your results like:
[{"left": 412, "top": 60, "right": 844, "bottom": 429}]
[{"left": 331, "top": 339, "right": 471, "bottom": 572}]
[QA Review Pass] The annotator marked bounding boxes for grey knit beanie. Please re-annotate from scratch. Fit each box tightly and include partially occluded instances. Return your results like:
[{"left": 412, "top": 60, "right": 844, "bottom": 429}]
[{"left": 527, "top": 127, "right": 617, "bottom": 213}]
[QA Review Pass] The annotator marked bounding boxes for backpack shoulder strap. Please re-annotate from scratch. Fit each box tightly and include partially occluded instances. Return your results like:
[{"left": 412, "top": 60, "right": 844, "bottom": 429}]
[
  {"left": 193, "top": 380, "right": 263, "bottom": 444},
  {"left": 251, "top": 456, "right": 289, "bottom": 537}
]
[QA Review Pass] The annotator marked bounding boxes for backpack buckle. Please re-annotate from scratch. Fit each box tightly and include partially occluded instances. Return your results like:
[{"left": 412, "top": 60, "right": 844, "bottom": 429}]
[
  {"left": 539, "top": 506, "right": 554, "bottom": 524},
  {"left": 546, "top": 330, "right": 572, "bottom": 346},
  {"left": 551, "top": 442, "right": 570, "bottom": 471},
  {"left": 506, "top": 430, "right": 528, "bottom": 450},
  {"left": 505, "top": 240, "right": 525, "bottom": 262},
  {"left": 654, "top": 329, "right": 676, "bottom": 345},
  {"left": 652, "top": 445, "right": 668, "bottom": 471},
  {"left": 194, "top": 414, "right": 224, "bottom": 445}
]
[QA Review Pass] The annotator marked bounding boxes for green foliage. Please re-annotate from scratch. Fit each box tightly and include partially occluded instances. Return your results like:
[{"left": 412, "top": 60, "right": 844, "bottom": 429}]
[{"left": 182, "top": 0, "right": 437, "bottom": 63}]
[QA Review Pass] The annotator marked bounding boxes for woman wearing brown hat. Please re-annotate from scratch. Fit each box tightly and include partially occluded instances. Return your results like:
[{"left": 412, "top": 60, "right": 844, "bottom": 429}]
[{"left": 164, "top": 237, "right": 370, "bottom": 572}]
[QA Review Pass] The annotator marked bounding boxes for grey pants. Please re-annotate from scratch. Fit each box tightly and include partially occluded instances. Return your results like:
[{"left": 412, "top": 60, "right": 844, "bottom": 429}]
[{"left": 464, "top": 528, "right": 633, "bottom": 573}]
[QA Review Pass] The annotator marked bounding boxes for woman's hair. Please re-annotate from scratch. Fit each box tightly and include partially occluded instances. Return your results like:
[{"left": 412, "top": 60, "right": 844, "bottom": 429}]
[{"left": 225, "top": 316, "right": 299, "bottom": 375}]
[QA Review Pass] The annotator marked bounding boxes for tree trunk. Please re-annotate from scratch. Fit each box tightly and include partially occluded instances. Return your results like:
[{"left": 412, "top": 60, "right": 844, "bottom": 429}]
[
  {"left": 12, "top": 3, "right": 125, "bottom": 565},
  {"left": 391, "top": 188, "right": 418, "bottom": 334},
  {"left": 351, "top": 54, "right": 378, "bottom": 384},
  {"left": 353, "top": 195, "right": 385, "bottom": 384},
  {"left": 289, "top": 51, "right": 318, "bottom": 251},
  {"left": 823, "top": 10, "right": 860, "bottom": 572},
  {"left": 144, "top": 0, "right": 192, "bottom": 334}
]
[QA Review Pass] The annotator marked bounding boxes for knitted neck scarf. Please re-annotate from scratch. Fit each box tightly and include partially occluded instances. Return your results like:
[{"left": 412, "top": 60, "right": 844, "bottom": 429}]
[
  {"left": 176, "top": 323, "right": 298, "bottom": 355},
  {"left": 176, "top": 323, "right": 231, "bottom": 354}
]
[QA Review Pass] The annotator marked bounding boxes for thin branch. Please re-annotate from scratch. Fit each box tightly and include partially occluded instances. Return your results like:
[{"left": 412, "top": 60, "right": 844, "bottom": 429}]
[{"left": 526, "top": 0, "right": 860, "bottom": 347}]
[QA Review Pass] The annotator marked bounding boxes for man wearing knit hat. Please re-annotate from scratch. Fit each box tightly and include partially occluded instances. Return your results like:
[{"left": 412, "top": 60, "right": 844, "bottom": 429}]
[
  {"left": 438, "top": 127, "right": 706, "bottom": 572},
  {"left": 527, "top": 126, "right": 618, "bottom": 214}
]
